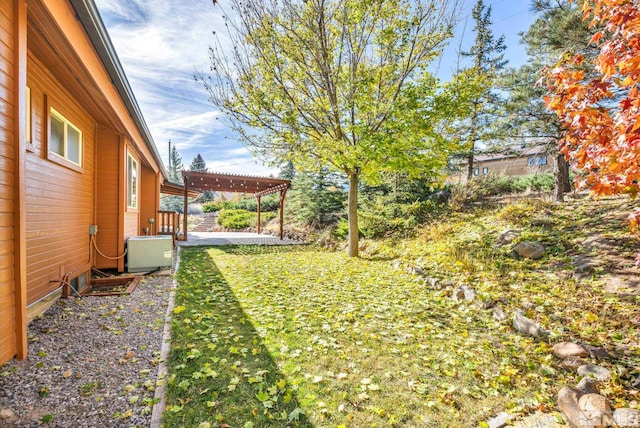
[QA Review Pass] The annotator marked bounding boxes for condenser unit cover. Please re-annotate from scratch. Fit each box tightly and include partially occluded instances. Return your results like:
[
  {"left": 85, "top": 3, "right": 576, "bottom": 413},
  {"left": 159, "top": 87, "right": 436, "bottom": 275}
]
[{"left": 127, "top": 236, "right": 173, "bottom": 273}]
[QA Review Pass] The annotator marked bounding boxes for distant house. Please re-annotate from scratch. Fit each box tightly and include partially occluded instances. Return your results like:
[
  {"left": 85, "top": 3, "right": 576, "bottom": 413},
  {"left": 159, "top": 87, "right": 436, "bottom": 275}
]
[
  {"left": 1, "top": 0, "right": 171, "bottom": 365},
  {"left": 450, "top": 144, "right": 555, "bottom": 183}
]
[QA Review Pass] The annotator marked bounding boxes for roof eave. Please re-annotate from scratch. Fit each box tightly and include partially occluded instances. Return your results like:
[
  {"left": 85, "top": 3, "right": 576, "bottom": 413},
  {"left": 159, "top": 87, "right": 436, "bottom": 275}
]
[{"left": 68, "top": 0, "right": 169, "bottom": 181}]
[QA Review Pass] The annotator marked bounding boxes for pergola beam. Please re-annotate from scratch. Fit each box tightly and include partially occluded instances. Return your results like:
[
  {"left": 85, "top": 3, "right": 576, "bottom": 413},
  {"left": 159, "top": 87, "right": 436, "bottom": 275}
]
[{"left": 180, "top": 171, "right": 291, "bottom": 240}]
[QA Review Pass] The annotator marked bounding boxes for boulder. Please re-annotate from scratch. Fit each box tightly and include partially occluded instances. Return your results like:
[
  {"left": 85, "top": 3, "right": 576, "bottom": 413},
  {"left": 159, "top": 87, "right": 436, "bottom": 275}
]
[
  {"left": 487, "top": 411, "right": 512, "bottom": 428},
  {"left": 553, "top": 342, "right": 589, "bottom": 359},
  {"left": 576, "top": 377, "right": 600, "bottom": 395},
  {"left": 613, "top": 408, "right": 640, "bottom": 427},
  {"left": 557, "top": 386, "right": 584, "bottom": 427},
  {"left": 513, "top": 241, "right": 545, "bottom": 260},
  {"left": 578, "top": 393, "right": 611, "bottom": 426},
  {"left": 577, "top": 364, "right": 612, "bottom": 383},
  {"left": 492, "top": 305, "right": 507, "bottom": 322},
  {"left": 513, "top": 311, "right": 548, "bottom": 338},
  {"left": 451, "top": 285, "right": 477, "bottom": 303},
  {"left": 497, "top": 229, "right": 520, "bottom": 247}
]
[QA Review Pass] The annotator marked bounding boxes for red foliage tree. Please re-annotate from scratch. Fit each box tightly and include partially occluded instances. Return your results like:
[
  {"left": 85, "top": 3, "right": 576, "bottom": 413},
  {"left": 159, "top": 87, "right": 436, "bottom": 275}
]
[{"left": 545, "top": 0, "right": 640, "bottom": 250}]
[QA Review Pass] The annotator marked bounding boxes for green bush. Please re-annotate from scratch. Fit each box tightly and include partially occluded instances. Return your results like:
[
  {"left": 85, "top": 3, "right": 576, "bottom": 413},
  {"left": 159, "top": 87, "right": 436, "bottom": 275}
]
[
  {"left": 217, "top": 209, "right": 276, "bottom": 229},
  {"left": 202, "top": 200, "right": 234, "bottom": 213},
  {"left": 217, "top": 209, "right": 255, "bottom": 229}
]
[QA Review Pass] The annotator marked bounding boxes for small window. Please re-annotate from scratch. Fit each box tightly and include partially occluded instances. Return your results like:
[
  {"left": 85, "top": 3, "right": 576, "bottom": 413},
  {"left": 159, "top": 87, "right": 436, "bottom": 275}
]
[
  {"left": 127, "top": 153, "right": 138, "bottom": 209},
  {"left": 473, "top": 168, "right": 480, "bottom": 176},
  {"left": 538, "top": 156, "right": 547, "bottom": 166},
  {"left": 48, "top": 107, "right": 82, "bottom": 166},
  {"left": 482, "top": 167, "right": 489, "bottom": 174},
  {"left": 527, "top": 157, "right": 536, "bottom": 166}
]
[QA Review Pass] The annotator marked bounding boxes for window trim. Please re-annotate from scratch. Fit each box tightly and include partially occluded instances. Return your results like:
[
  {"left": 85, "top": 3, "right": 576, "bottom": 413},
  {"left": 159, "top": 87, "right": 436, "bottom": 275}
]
[
  {"left": 127, "top": 152, "right": 138, "bottom": 210},
  {"left": 25, "top": 86, "right": 35, "bottom": 152},
  {"left": 46, "top": 103, "right": 83, "bottom": 172},
  {"left": 482, "top": 167, "right": 489, "bottom": 175},
  {"left": 473, "top": 167, "right": 480, "bottom": 176}
]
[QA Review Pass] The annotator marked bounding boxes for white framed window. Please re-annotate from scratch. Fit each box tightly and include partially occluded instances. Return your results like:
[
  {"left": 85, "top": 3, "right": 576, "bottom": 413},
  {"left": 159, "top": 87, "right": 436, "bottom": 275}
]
[
  {"left": 473, "top": 168, "right": 480, "bottom": 176},
  {"left": 127, "top": 153, "right": 138, "bottom": 209},
  {"left": 482, "top": 167, "right": 489, "bottom": 174},
  {"left": 48, "top": 107, "right": 82, "bottom": 166}
]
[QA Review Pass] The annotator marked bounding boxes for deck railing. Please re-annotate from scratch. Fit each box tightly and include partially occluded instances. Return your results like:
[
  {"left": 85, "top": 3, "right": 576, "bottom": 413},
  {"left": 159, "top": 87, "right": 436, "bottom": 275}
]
[{"left": 157, "top": 210, "right": 181, "bottom": 245}]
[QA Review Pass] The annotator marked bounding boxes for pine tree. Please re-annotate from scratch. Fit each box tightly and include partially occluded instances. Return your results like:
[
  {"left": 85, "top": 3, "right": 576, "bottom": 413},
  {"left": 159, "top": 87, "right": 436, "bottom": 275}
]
[
  {"left": 288, "top": 168, "right": 346, "bottom": 228},
  {"left": 457, "top": 0, "right": 507, "bottom": 180},
  {"left": 168, "top": 144, "right": 184, "bottom": 184},
  {"left": 502, "top": 0, "right": 596, "bottom": 201},
  {"left": 189, "top": 154, "right": 207, "bottom": 173}
]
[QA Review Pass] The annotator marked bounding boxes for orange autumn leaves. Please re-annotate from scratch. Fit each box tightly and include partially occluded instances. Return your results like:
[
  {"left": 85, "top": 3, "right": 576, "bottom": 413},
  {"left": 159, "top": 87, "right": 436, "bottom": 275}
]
[{"left": 545, "top": 0, "right": 640, "bottom": 199}]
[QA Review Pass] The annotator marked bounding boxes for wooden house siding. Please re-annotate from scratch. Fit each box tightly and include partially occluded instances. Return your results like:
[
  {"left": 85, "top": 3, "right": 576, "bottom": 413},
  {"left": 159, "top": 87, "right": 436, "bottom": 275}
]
[
  {"left": 140, "top": 165, "right": 158, "bottom": 236},
  {"left": 25, "top": 54, "right": 94, "bottom": 304},
  {"left": 0, "top": 0, "right": 17, "bottom": 366},
  {"left": 95, "top": 126, "right": 121, "bottom": 269},
  {"left": 0, "top": 0, "right": 167, "bottom": 365}
]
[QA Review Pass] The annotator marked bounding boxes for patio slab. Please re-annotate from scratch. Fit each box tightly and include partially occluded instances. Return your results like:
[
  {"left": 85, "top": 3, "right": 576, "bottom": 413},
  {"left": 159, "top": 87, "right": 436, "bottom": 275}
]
[{"left": 177, "top": 231, "right": 302, "bottom": 246}]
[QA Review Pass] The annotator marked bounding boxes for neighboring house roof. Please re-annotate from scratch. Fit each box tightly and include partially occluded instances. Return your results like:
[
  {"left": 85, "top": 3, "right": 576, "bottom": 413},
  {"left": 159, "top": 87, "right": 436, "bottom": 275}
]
[{"left": 69, "top": 0, "right": 168, "bottom": 181}]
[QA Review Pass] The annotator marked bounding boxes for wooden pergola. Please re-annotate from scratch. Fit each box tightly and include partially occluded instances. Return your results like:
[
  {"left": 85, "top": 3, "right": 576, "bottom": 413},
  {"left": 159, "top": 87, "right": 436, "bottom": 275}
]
[{"left": 181, "top": 171, "right": 291, "bottom": 240}]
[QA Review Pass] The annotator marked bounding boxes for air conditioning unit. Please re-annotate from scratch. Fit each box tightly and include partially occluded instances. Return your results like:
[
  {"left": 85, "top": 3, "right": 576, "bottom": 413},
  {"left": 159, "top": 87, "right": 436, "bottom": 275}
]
[{"left": 127, "top": 235, "right": 173, "bottom": 273}]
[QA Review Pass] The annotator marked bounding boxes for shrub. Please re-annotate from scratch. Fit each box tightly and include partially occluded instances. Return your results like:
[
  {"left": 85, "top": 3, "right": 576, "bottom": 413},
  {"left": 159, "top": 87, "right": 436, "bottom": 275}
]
[
  {"left": 217, "top": 209, "right": 255, "bottom": 229},
  {"left": 217, "top": 209, "right": 276, "bottom": 229},
  {"left": 202, "top": 200, "right": 233, "bottom": 213}
]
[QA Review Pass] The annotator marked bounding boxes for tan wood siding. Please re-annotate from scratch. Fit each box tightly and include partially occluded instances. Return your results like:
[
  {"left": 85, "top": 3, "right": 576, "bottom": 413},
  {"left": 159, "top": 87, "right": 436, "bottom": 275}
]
[
  {"left": 0, "top": 0, "right": 16, "bottom": 366},
  {"left": 94, "top": 126, "right": 120, "bottom": 269},
  {"left": 139, "top": 166, "right": 157, "bottom": 236},
  {"left": 25, "top": 55, "right": 94, "bottom": 305}
]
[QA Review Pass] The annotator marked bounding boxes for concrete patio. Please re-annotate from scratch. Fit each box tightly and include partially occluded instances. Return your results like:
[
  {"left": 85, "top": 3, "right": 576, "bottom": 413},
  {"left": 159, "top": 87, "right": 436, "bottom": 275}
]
[{"left": 177, "top": 231, "right": 302, "bottom": 246}]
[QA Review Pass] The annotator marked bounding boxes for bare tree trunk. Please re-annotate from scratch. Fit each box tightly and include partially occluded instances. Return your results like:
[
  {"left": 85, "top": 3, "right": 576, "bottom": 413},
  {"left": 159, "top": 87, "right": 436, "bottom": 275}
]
[
  {"left": 347, "top": 172, "right": 359, "bottom": 258},
  {"left": 554, "top": 153, "right": 570, "bottom": 202}
]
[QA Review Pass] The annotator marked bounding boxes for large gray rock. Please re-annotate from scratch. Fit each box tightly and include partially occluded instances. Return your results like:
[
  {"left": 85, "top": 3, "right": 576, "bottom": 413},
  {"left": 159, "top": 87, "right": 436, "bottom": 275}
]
[
  {"left": 577, "top": 364, "right": 612, "bottom": 382},
  {"left": 513, "top": 311, "right": 548, "bottom": 338},
  {"left": 578, "top": 393, "right": 611, "bottom": 426},
  {"left": 613, "top": 408, "right": 640, "bottom": 427},
  {"left": 514, "top": 241, "right": 545, "bottom": 260},
  {"left": 553, "top": 342, "right": 589, "bottom": 359}
]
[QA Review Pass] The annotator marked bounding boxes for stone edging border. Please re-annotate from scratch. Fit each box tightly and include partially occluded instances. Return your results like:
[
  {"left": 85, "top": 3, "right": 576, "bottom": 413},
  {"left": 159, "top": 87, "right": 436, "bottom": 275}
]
[{"left": 150, "top": 247, "right": 180, "bottom": 428}]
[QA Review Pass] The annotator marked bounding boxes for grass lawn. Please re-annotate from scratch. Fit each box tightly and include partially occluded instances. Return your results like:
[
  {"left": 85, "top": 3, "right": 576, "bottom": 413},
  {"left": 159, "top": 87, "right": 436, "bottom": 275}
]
[{"left": 164, "top": 196, "right": 640, "bottom": 427}]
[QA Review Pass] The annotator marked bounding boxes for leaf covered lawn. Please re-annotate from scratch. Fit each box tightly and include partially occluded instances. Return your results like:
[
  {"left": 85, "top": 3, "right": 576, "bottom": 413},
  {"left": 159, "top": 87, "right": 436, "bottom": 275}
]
[{"left": 164, "top": 196, "right": 640, "bottom": 427}]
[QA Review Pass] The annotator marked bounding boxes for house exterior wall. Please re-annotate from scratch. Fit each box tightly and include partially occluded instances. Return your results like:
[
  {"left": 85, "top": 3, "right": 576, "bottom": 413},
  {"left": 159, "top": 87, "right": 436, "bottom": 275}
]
[
  {"left": 25, "top": 54, "right": 95, "bottom": 304},
  {"left": 473, "top": 155, "right": 554, "bottom": 178},
  {"left": 140, "top": 164, "right": 159, "bottom": 236},
  {"left": 0, "top": 0, "right": 18, "bottom": 365},
  {"left": 0, "top": 0, "right": 167, "bottom": 365}
]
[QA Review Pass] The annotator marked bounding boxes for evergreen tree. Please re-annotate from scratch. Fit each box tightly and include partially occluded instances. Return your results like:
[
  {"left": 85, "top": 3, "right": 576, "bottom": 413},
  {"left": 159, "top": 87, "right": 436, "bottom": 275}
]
[
  {"left": 279, "top": 161, "right": 296, "bottom": 181},
  {"left": 502, "top": 0, "right": 596, "bottom": 201},
  {"left": 168, "top": 144, "right": 183, "bottom": 184},
  {"left": 456, "top": 0, "right": 507, "bottom": 180},
  {"left": 288, "top": 168, "right": 346, "bottom": 228},
  {"left": 190, "top": 154, "right": 207, "bottom": 173}
]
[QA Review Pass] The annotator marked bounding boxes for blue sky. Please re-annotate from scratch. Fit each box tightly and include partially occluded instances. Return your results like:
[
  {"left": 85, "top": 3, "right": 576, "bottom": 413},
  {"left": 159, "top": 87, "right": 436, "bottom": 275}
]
[{"left": 94, "top": 0, "right": 535, "bottom": 177}]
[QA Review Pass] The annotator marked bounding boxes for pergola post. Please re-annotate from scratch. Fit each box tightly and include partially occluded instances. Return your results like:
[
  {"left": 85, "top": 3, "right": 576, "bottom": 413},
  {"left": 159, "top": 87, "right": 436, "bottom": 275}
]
[
  {"left": 256, "top": 195, "right": 262, "bottom": 234},
  {"left": 183, "top": 174, "right": 189, "bottom": 242},
  {"left": 279, "top": 188, "right": 288, "bottom": 240}
]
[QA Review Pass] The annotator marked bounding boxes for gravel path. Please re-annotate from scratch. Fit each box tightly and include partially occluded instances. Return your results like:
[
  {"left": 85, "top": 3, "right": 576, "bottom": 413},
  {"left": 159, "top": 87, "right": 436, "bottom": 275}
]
[{"left": 0, "top": 274, "right": 174, "bottom": 428}]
